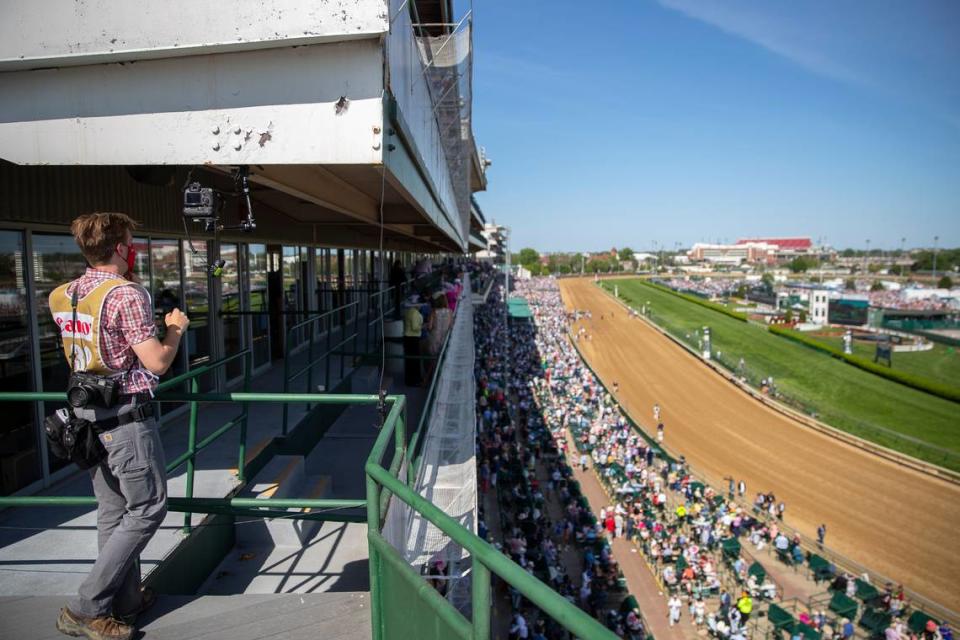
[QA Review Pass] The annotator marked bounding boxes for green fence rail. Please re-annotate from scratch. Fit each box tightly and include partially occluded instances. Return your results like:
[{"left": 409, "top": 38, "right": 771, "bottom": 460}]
[
  {"left": 0, "top": 390, "right": 388, "bottom": 525},
  {"left": 0, "top": 384, "right": 623, "bottom": 639},
  {"left": 364, "top": 396, "right": 619, "bottom": 640}
]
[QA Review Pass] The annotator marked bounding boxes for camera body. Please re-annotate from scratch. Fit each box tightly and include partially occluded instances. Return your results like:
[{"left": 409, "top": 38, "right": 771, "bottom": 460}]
[
  {"left": 183, "top": 182, "right": 219, "bottom": 219},
  {"left": 67, "top": 371, "right": 119, "bottom": 409}
]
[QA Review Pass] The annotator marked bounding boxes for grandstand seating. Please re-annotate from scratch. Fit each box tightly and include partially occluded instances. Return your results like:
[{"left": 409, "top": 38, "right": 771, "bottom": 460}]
[
  {"left": 768, "top": 603, "right": 796, "bottom": 633},
  {"left": 906, "top": 610, "right": 936, "bottom": 635},
  {"left": 828, "top": 592, "right": 859, "bottom": 621},
  {"left": 807, "top": 553, "right": 834, "bottom": 583},
  {"left": 858, "top": 608, "right": 892, "bottom": 638}
]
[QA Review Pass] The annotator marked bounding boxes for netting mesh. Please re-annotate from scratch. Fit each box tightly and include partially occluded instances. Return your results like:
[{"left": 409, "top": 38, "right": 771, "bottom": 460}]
[
  {"left": 382, "top": 274, "right": 477, "bottom": 614},
  {"left": 417, "top": 21, "right": 473, "bottom": 247}
]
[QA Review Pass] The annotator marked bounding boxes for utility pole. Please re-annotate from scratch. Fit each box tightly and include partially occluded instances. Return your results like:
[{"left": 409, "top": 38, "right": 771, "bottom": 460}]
[
  {"left": 932, "top": 235, "right": 939, "bottom": 283},
  {"left": 816, "top": 235, "right": 823, "bottom": 284},
  {"left": 503, "top": 226, "right": 511, "bottom": 300}
]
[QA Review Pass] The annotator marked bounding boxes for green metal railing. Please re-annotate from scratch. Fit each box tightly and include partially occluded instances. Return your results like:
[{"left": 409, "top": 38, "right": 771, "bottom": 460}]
[
  {"left": 0, "top": 390, "right": 383, "bottom": 532},
  {"left": 158, "top": 350, "right": 252, "bottom": 531},
  {"left": 281, "top": 299, "right": 361, "bottom": 434},
  {"left": 364, "top": 394, "right": 619, "bottom": 640},
  {"left": 0, "top": 385, "right": 619, "bottom": 639}
]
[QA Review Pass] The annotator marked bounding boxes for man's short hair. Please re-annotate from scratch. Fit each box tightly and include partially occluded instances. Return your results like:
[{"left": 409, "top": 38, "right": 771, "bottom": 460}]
[{"left": 70, "top": 212, "right": 139, "bottom": 265}]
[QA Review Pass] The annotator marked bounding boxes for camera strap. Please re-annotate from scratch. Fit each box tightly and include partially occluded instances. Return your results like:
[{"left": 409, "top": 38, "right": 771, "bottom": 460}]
[
  {"left": 95, "top": 402, "right": 155, "bottom": 432},
  {"left": 70, "top": 286, "right": 80, "bottom": 372}
]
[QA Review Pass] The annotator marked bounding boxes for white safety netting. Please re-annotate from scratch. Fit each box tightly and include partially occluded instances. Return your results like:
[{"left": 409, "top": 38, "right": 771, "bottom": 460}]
[{"left": 382, "top": 274, "right": 477, "bottom": 614}]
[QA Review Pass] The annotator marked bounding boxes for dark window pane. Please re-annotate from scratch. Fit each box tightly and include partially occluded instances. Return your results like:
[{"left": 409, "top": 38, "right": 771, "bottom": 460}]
[
  {"left": 32, "top": 233, "right": 87, "bottom": 472},
  {"left": 220, "top": 243, "right": 243, "bottom": 380},
  {"left": 150, "top": 239, "right": 186, "bottom": 412},
  {"left": 248, "top": 244, "right": 270, "bottom": 369},
  {"left": 0, "top": 231, "right": 40, "bottom": 494},
  {"left": 182, "top": 241, "right": 212, "bottom": 389}
]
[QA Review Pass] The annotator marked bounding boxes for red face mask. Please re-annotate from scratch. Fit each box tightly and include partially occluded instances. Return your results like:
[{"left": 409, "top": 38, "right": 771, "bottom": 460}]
[{"left": 118, "top": 243, "right": 137, "bottom": 274}]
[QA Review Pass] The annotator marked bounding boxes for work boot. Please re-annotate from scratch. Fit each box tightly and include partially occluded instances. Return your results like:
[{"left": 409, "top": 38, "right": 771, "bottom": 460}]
[{"left": 56, "top": 607, "right": 134, "bottom": 640}]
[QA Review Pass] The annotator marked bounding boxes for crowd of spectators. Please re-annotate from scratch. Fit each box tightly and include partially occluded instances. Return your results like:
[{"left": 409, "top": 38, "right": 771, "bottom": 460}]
[
  {"left": 866, "top": 289, "right": 954, "bottom": 312},
  {"left": 657, "top": 278, "right": 741, "bottom": 299},
  {"left": 515, "top": 277, "right": 805, "bottom": 637},
  {"left": 506, "top": 274, "right": 956, "bottom": 640},
  {"left": 473, "top": 279, "right": 647, "bottom": 639},
  {"left": 398, "top": 260, "right": 474, "bottom": 386}
]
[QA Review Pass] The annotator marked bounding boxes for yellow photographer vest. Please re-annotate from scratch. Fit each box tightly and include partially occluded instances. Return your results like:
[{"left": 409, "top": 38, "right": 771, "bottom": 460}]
[{"left": 49, "top": 278, "right": 133, "bottom": 375}]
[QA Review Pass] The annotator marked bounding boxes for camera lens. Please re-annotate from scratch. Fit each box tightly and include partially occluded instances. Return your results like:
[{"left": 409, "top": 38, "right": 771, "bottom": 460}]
[{"left": 67, "top": 386, "right": 90, "bottom": 408}]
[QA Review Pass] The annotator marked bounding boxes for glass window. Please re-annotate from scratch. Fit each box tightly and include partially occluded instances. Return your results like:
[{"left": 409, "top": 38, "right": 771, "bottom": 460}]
[
  {"left": 181, "top": 240, "right": 212, "bottom": 387},
  {"left": 220, "top": 243, "right": 244, "bottom": 380},
  {"left": 33, "top": 234, "right": 87, "bottom": 393},
  {"left": 343, "top": 249, "right": 354, "bottom": 288},
  {"left": 148, "top": 239, "right": 186, "bottom": 412},
  {"left": 0, "top": 231, "right": 40, "bottom": 494},
  {"left": 248, "top": 244, "right": 270, "bottom": 369},
  {"left": 282, "top": 246, "right": 304, "bottom": 347},
  {"left": 33, "top": 233, "right": 87, "bottom": 472}
]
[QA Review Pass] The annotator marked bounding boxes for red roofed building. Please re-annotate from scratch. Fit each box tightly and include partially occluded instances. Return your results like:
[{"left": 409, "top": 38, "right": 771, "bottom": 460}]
[
  {"left": 687, "top": 237, "right": 820, "bottom": 266},
  {"left": 737, "top": 237, "right": 812, "bottom": 250},
  {"left": 736, "top": 237, "right": 814, "bottom": 262}
]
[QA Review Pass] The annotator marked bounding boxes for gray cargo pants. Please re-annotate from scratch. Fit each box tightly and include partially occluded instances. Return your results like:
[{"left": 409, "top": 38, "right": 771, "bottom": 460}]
[{"left": 69, "top": 399, "right": 167, "bottom": 619}]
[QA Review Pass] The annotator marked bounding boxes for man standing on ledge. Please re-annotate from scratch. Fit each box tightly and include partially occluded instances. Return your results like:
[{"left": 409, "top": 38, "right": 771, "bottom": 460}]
[{"left": 53, "top": 213, "right": 188, "bottom": 640}]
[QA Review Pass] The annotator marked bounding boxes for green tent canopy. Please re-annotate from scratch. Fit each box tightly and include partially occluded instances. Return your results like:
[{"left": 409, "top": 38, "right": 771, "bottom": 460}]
[{"left": 508, "top": 297, "right": 534, "bottom": 320}]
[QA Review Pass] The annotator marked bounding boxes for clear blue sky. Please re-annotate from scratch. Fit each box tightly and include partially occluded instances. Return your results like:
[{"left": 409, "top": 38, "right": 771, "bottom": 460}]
[{"left": 469, "top": 0, "right": 960, "bottom": 253}]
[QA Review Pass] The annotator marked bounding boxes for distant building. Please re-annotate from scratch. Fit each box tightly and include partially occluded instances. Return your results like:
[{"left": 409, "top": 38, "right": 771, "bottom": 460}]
[
  {"left": 687, "top": 241, "right": 777, "bottom": 265},
  {"left": 737, "top": 237, "right": 814, "bottom": 262},
  {"left": 687, "top": 237, "right": 823, "bottom": 266},
  {"left": 477, "top": 221, "right": 507, "bottom": 265},
  {"left": 808, "top": 289, "right": 832, "bottom": 325}
]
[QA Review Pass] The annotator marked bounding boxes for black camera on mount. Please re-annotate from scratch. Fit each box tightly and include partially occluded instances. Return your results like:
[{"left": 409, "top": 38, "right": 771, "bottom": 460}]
[
  {"left": 67, "top": 371, "right": 119, "bottom": 409},
  {"left": 183, "top": 182, "right": 220, "bottom": 220}
]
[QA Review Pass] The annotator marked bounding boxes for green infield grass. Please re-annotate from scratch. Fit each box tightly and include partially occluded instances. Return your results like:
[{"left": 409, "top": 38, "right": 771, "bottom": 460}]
[
  {"left": 794, "top": 329, "right": 960, "bottom": 394},
  {"left": 603, "top": 279, "right": 960, "bottom": 469}
]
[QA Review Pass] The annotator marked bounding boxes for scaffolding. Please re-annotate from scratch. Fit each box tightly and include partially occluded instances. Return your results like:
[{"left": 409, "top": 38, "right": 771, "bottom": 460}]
[{"left": 416, "top": 14, "right": 474, "bottom": 245}]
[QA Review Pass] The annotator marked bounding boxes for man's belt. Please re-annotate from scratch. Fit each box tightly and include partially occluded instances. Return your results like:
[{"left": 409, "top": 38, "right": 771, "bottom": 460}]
[
  {"left": 95, "top": 402, "right": 155, "bottom": 432},
  {"left": 118, "top": 392, "right": 154, "bottom": 405}
]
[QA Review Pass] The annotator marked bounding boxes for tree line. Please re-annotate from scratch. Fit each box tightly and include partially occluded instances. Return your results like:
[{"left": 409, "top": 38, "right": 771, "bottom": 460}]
[{"left": 511, "top": 247, "right": 646, "bottom": 275}]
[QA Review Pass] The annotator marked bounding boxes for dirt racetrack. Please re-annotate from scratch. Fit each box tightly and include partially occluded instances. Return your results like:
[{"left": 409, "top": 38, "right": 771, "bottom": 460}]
[{"left": 559, "top": 277, "right": 960, "bottom": 612}]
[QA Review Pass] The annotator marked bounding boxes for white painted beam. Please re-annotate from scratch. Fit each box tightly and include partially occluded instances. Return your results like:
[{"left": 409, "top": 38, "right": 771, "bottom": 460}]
[
  {"left": 0, "top": 42, "right": 384, "bottom": 166},
  {"left": 0, "top": 0, "right": 388, "bottom": 70}
]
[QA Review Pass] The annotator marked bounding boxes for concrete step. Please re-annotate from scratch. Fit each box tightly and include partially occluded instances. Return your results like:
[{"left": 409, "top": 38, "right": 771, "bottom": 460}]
[
  {"left": 278, "top": 474, "right": 333, "bottom": 548},
  {"left": 238, "top": 454, "right": 306, "bottom": 547},
  {"left": 201, "top": 520, "right": 370, "bottom": 595}
]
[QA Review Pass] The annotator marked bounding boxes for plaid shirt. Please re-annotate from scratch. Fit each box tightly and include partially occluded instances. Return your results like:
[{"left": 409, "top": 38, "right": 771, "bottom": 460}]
[{"left": 64, "top": 268, "right": 158, "bottom": 395}]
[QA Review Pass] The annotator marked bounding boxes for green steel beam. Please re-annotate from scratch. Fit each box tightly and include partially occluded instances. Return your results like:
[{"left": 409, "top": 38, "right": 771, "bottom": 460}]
[
  {"left": 472, "top": 562, "right": 491, "bottom": 640},
  {"left": 0, "top": 392, "right": 402, "bottom": 404},
  {"left": 0, "top": 495, "right": 365, "bottom": 513}
]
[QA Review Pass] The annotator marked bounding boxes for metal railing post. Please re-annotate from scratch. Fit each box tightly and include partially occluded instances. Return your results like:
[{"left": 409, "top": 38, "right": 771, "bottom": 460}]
[
  {"left": 184, "top": 378, "right": 199, "bottom": 534},
  {"left": 282, "top": 330, "right": 291, "bottom": 436},
  {"left": 237, "top": 350, "right": 252, "bottom": 484},
  {"left": 340, "top": 310, "right": 346, "bottom": 383},
  {"left": 366, "top": 473, "right": 384, "bottom": 640},
  {"left": 326, "top": 313, "right": 333, "bottom": 392},
  {"left": 472, "top": 561, "right": 491, "bottom": 640},
  {"left": 306, "top": 317, "right": 316, "bottom": 410},
  {"left": 353, "top": 298, "right": 360, "bottom": 367}
]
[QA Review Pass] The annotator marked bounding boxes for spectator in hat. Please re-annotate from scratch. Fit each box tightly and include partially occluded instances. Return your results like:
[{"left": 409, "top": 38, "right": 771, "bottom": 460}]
[{"left": 402, "top": 295, "right": 424, "bottom": 385}]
